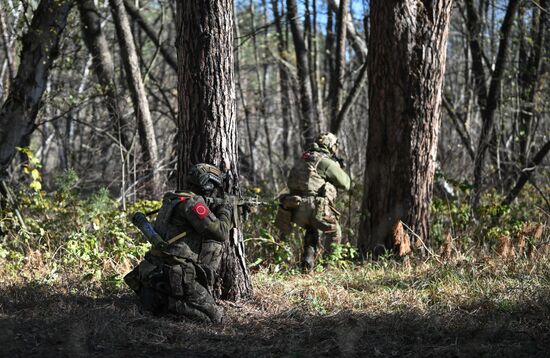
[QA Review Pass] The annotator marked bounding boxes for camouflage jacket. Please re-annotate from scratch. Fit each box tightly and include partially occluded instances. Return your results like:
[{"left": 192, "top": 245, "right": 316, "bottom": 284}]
[
  {"left": 287, "top": 145, "right": 350, "bottom": 202},
  {"left": 152, "top": 192, "right": 232, "bottom": 262}
]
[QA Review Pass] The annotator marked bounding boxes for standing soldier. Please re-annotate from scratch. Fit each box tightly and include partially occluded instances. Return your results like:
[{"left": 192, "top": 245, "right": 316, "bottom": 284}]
[
  {"left": 276, "top": 132, "right": 351, "bottom": 271},
  {"left": 125, "top": 163, "right": 233, "bottom": 323}
]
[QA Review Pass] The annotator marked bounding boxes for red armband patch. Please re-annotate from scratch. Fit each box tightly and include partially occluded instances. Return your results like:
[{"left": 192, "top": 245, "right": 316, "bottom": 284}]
[
  {"left": 192, "top": 202, "right": 210, "bottom": 220},
  {"left": 178, "top": 196, "right": 187, "bottom": 202},
  {"left": 302, "top": 152, "right": 313, "bottom": 161}
]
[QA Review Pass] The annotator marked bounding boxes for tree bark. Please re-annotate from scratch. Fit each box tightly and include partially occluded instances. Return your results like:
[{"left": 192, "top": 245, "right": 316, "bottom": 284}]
[
  {"left": 286, "top": 0, "right": 315, "bottom": 148},
  {"left": 359, "top": 0, "right": 453, "bottom": 255},
  {"left": 78, "top": 0, "right": 132, "bottom": 151},
  {"left": 110, "top": 0, "right": 160, "bottom": 193},
  {"left": 0, "top": 0, "right": 73, "bottom": 177},
  {"left": 176, "top": 0, "right": 252, "bottom": 301}
]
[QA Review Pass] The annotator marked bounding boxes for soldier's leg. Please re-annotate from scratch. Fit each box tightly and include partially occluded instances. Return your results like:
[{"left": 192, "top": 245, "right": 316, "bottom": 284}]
[
  {"left": 322, "top": 221, "right": 342, "bottom": 257},
  {"left": 302, "top": 227, "right": 320, "bottom": 272},
  {"left": 167, "top": 262, "right": 223, "bottom": 323}
]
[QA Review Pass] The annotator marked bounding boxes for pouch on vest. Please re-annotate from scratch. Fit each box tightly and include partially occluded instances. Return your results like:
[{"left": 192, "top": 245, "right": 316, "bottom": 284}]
[
  {"left": 168, "top": 265, "right": 184, "bottom": 297},
  {"left": 123, "top": 266, "right": 141, "bottom": 292},
  {"left": 275, "top": 206, "right": 293, "bottom": 234},
  {"left": 138, "top": 259, "right": 158, "bottom": 282},
  {"left": 199, "top": 240, "right": 223, "bottom": 271},
  {"left": 154, "top": 192, "right": 184, "bottom": 239},
  {"left": 314, "top": 196, "right": 328, "bottom": 223}
]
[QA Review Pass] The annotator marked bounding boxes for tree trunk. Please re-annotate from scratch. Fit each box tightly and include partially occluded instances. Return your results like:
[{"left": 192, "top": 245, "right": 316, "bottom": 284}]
[
  {"left": 123, "top": 0, "right": 177, "bottom": 72},
  {"left": 78, "top": 0, "right": 132, "bottom": 151},
  {"left": 110, "top": 0, "right": 160, "bottom": 193},
  {"left": 517, "top": 0, "right": 547, "bottom": 166},
  {"left": 327, "top": 0, "right": 368, "bottom": 61},
  {"left": 286, "top": 0, "right": 315, "bottom": 148},
  {"left": 328, "top": 0, "right": 349, "bottom": 133},
  {"left": 359, "top": 0, "right": 453, "bottom": 256},
  {"left": 0, "top": 0, "right": 73, "bottom": 177},
  {"left": 176, "top": 0, "right": 252, "bottom": 301},
  {"left": 468, "top": 0, "right": 520, "bottom": 214},
  {"left": 271, "top": 0, "right": 293, "bottom": 161},
  {"left": 0, "top": 7, "right": 16, "bottom": 83}
]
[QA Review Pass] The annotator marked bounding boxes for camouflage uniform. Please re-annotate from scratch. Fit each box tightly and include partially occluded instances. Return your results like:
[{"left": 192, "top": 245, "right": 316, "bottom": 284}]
[
  {"left": 124, "top": 165, "right": 232, "bottom": 323},
  {"left": 278, "top": 133, "right": 350, "bottom": 270}
]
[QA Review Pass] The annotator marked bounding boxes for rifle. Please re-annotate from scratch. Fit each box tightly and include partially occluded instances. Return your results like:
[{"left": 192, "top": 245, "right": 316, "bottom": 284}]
[{"left": 204, "top": 195, "right": 271, "bottom": 220}]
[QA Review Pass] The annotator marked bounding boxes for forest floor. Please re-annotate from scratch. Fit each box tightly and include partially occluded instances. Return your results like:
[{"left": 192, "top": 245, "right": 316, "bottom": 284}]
[{"left": 1, "top": 257, "right": 550, "bottom": 358}]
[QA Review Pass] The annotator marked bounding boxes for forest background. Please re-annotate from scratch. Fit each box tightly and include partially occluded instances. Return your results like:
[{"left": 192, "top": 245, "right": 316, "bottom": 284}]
[{"left": 0, "top": 0, "right": 549, "bottom": 356}]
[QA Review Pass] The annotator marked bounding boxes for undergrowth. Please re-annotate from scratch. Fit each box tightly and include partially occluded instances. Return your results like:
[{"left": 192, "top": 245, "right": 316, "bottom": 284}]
[{"left": 0, "top": 168, "right": 548, "bottom": 310}]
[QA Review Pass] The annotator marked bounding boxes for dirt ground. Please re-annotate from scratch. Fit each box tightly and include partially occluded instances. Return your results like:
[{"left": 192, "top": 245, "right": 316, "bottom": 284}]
[{"left": 1, "top": 281, "right": 549, "bottom": 358}]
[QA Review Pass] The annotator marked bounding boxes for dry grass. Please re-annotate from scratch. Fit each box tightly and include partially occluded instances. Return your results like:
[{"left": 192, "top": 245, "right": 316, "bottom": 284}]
[{"left": 1, "top": 254, "right": 550, "bottom": 357}]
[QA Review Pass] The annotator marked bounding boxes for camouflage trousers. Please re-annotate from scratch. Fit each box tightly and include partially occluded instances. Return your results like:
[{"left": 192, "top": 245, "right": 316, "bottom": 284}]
[
  {"left": 124, "top": 252, "right": 223, "bottom": 323},
  {"left": 291, "top": 196, "right": 341, "bottom": 270}
]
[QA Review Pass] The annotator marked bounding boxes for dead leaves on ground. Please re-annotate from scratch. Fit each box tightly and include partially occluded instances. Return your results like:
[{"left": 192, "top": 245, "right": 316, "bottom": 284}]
[{"left": 497, "top": 223, "right": 548, "bottom": 259}]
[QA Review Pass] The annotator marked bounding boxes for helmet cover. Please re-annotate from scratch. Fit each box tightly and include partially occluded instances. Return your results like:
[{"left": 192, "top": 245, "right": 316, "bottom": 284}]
[
  {"left": 316, "top": 132, "right": 338, "bottom": 152},
  {"left": 187, "top": 163, "right": 224, "bottom": 192}
]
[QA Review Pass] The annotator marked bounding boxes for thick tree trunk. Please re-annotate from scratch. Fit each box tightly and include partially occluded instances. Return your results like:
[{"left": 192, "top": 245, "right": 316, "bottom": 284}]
[
  {"left": 176, "top": 0, "right": 252, "bottom": 301},
  {"left": 78, "top": 0, "right": 132, "bottom": 150},
  {"left": 0, "top": 0, "right": 73, "bottom": 177},
  {"left": 110, "top": 0, "right": 160, "bottom": 193},
  {"left": 359, "top": 0, "right": 453, "bottom": 255},
  {"left": 286, "top": 0, "right": 315, "bottom": 148}
]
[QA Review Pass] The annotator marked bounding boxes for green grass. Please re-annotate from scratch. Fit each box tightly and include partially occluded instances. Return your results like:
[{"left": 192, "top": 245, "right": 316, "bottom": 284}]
[{"left": 0, "top": 179, "right": 549, "bottom": 356}]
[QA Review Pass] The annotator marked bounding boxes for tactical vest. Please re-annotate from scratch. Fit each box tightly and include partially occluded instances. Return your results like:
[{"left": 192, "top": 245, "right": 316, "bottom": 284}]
[{"left": 287, "top": 151, "right": 336, "bottom": 201}]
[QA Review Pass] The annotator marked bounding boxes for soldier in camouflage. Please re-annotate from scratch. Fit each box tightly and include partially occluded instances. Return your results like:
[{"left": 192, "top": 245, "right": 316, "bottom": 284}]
[
  {"left": 124, "top": 163, "right": 233, "bottom": 323},
  {"left": 277, "top": 132, "right": 351, "bottom": 271}
]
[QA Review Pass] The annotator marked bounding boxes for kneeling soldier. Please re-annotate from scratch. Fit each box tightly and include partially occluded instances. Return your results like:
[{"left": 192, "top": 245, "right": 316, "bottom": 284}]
[{"left": 124, "top": 163, "right": 233, "bottom": 323}]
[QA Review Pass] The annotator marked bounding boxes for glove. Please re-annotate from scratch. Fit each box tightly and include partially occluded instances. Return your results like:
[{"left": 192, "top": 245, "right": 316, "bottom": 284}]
[
  {"left": 213, "top": 198, "right": 234, "bottom": 219},
  {"left": 333, "top": 154, "right": 346, "bottom": 169}
]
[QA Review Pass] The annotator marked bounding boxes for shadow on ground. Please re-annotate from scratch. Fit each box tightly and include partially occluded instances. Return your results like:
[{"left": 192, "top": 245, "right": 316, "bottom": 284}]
[{"left": 0, "top": 283, "right": 549, "bottom": 358}]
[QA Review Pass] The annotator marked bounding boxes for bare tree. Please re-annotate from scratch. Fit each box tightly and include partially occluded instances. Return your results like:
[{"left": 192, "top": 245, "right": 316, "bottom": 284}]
[
  {"left": 0, "top": 0, "right": 73, "bottom": 177},
  {"left": 78, "top": 0, "right": 131, "bottom": 150},
  {"left": 109, "top": 0, "right": 160, "bottom": 193},
  {"left": 123, "top": 0, "right": 177, "bottom": 72},
  {"left": 328, "top": 0, "right": 348, "bottom": 133},
  {"left": 466, "top": 0, "right": 521, "bottom": 214},
  {"left": 287, "top": 0, "right": 315, "bottom": 147}
]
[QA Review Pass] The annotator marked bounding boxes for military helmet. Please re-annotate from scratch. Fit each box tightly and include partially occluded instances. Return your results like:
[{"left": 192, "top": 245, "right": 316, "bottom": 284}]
[
  {"left": 187, "top": 163, "right": 224, "bottom": 192},
  {"left": 316, "top": 132, "right": 339, "bottom": 152}
]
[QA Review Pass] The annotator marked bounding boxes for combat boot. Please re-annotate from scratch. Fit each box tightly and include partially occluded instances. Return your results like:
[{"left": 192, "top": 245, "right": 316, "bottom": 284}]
[{"left": 302, "top": 246, "right": 315, "bottom": 272}]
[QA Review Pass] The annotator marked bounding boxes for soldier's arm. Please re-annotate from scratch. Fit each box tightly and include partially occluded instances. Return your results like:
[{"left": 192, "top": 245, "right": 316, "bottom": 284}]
[
  {"left": 182, "top": 197, "right": 232, "bottom": 242},
  {"left": 318, "top": 157, "right": 351, "bottom": 191}
]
